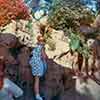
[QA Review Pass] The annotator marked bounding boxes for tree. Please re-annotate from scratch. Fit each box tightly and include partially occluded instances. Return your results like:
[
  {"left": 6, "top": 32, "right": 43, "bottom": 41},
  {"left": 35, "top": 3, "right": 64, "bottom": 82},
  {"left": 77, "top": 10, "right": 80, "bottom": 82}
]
[{"left": 48, "top": 0, "right": 94, "bottom": 33}]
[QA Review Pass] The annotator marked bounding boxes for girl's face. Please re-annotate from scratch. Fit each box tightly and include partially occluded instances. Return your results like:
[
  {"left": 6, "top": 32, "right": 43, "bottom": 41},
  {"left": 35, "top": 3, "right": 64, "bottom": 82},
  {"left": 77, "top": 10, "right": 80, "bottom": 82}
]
[
  {"left": 39, "top": 36, "right": 44, "bottom": 42},
  {"left": 37, "top": 35, "right": 45, "bottom": 44}
]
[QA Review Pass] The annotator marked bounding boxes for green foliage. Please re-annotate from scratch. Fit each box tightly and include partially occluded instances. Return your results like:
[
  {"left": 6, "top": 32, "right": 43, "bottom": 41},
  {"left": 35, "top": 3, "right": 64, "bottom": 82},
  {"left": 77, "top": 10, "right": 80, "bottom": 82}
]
[
  {"left": 68, "top": 31, "right": 91, "bottom": 58},
  {"left": 80, "top": 44, "right": 91, "bottom": 58},
  {"left": 25, "top": 20, "right": 33, "bottom": 33},
  {"left": 48, "top": 0, "right": 94, "bottom": 32},
  {"left": 26, "top": 20, "right": 32, "bottom": 29},
  {"left": 69, "top": 32, "right": 80, "bottom": 51}
]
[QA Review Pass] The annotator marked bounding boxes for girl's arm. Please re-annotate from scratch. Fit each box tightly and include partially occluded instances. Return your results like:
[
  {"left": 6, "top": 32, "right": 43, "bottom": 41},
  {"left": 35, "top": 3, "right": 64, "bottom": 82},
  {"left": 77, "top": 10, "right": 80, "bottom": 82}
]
[
  {"left": 41, "top": 47, "right": 48, "bottom": 60},
  {"left": 0, "top": 77, "right": 4, "bottom": 90}
]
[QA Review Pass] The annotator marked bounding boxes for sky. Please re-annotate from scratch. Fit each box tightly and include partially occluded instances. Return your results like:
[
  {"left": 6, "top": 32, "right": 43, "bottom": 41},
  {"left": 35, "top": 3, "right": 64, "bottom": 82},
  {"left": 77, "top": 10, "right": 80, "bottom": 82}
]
[{"left": 81, "top": 0, "right": 97, "bottom": 12}]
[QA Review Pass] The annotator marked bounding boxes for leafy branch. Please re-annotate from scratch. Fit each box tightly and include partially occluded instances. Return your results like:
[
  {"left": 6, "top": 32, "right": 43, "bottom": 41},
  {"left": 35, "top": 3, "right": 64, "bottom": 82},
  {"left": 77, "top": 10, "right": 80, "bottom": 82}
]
[{"left": 68, "top": 30, "right": 91, "bottom": 58}]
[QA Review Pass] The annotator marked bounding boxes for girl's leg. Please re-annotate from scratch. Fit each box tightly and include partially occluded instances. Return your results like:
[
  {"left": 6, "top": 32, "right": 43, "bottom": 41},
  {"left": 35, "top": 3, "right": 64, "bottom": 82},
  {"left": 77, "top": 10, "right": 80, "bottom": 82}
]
[
  {"left": 34, "top": 76, "right": 43, "bottom": 100},
  {"left": 34, "top": 76, "right": 40, "bottom": 95}
]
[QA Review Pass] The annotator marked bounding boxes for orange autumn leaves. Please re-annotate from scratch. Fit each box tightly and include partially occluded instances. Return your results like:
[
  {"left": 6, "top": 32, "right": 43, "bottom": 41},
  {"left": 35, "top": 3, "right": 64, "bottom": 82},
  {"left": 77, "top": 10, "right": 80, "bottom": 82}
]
[{"left": 0, "top": 0, "right": 30, "bottom": 26}]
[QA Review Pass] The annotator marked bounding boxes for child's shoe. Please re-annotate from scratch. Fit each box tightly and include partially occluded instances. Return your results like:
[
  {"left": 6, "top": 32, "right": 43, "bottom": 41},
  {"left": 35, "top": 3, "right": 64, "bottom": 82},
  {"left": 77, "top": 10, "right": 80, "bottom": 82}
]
[{"left": 36, "top": 94, "right": 43, "bottom": 100}]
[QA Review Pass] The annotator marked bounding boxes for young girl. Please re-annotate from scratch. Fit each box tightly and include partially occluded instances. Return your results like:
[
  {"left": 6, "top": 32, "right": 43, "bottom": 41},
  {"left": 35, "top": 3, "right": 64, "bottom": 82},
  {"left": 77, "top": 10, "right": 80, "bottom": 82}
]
[{"left": 29, "top": 34, "right": 48, "bottom": 100}]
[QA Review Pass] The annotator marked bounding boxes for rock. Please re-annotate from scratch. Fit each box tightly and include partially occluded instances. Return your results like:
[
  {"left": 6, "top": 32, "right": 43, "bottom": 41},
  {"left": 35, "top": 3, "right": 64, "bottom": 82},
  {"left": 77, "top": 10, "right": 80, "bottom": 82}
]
[
  {"left": 94, "top": 71, "right": 100, "bottom": 81},
  {"left": 92, "top": 15, "right": 100, "bottom": 28},
  {"left": 45, "top": 29, "right": 71, "bottom": 69},
  {"left": 0, "top": 18, "right": 41, "bottom": 47},
  {"left": 75, "top": 77, "right": 100, "bottom": 100},
  {"left": 41, "top": 59, "right": 74, "bottom": 100},
  {"left": 39, "top": 15, "right": 48, "bottom": 26},
  {"left": 0, "top": 20, "right": 16, "bottom": 34},
  {"left": 16, "top": 19, "right": 41, "bottom": 47},
  {"left": 79, "top": 25, "right": 95, "bottom": 35},
  {"left": 0, "top": 44, "right": 17, "bottom": 82},
  {"left": 17, "top": 46, "right": 33, "bottom": 81},
  {"left": 45, "top": 29, "right": 69, "bottom": 58},
  {"left": 92, "top": 40, "right": 100, "bottom": 69},
  {"left": 41, "top": 59, "right": 64, "bottom": 100},
  {"left": 0, "top": 44, "right": 16, "bottom": 64},
  {"left": 54, "top": 52, "right": 73, "bottom": 69},
  {"left": 17, "top": 29, "right": 32, "bottom": 46},
  {"left": 0, "top": 33, "right": 17, "bottom": 48},
  {"left": 87, "top": 39, "right": 95, "bottom": 47}
]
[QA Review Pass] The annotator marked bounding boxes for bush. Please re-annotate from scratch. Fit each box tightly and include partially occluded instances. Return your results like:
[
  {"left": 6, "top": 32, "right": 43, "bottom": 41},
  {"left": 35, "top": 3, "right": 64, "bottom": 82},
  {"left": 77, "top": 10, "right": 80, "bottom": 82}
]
[{"left": 0, "top": 0, "right": 30, "bottom": 26}]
